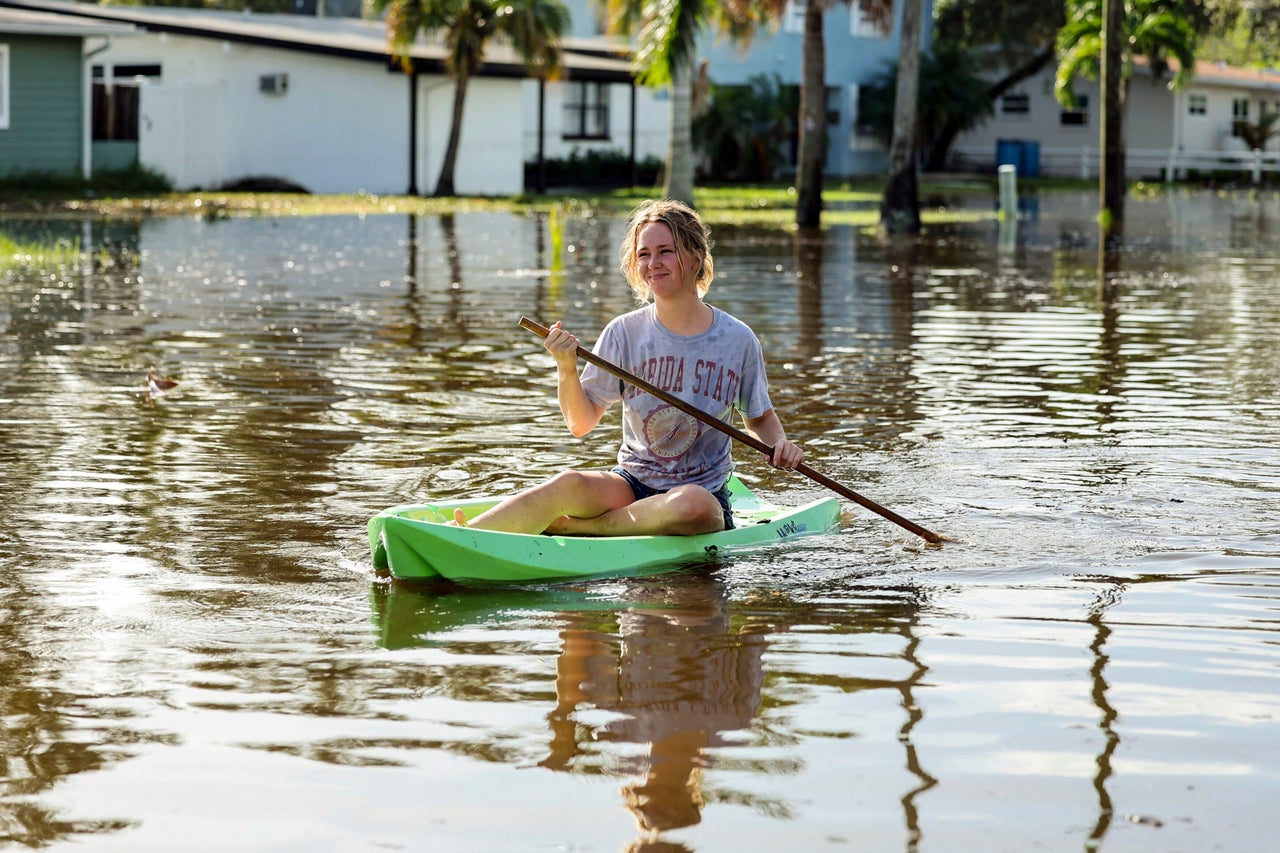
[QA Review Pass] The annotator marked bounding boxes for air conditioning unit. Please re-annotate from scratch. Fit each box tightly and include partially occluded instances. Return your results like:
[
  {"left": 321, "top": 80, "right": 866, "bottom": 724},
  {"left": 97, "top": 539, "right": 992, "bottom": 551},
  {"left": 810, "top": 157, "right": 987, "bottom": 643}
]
[{"left": 259, "top": 73, "right": 289, "bottom": 95}]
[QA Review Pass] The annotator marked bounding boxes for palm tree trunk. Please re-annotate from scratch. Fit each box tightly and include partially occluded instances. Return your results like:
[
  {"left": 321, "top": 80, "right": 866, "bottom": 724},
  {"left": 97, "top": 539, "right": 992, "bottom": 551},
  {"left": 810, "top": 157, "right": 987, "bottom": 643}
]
[
  {"left": 880, "top": 0, "right": 922, "bottom": 235},
  {"left": 1100, "top": 0, "right": 1125, "bottom": 241},
  {"left": 663, "top": 54, "right": 695, "bottom": 206},
  {"left": 435, "top": 71, "right": 470, "bottom": 197},
  {"left": 796, "top": 0, "right": 826, "bottom": 227}
]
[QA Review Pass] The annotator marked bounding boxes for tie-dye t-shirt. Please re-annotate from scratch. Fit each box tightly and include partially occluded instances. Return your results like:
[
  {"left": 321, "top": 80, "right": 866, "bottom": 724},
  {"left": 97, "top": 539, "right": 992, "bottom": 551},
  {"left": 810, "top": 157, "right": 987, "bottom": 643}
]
[{"left": 579, "top": 303, "right": 774, "bottom": 492}]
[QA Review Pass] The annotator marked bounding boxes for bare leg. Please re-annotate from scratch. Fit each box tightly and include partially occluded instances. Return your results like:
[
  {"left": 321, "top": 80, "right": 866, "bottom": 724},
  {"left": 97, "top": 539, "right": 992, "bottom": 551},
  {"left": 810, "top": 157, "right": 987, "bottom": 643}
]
[
  {"left": 547, "top": 484, "right": 725, "bottom": 537},
  {"left": 460, "top": 470, "right": 636, "bottom": 534}
]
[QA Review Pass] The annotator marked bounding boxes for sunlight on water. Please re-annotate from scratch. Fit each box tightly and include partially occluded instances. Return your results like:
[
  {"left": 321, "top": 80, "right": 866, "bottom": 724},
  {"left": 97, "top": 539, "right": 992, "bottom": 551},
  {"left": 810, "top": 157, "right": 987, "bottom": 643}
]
[{"left": 1, "top": 192, "right": 1278, "bottom": 850}]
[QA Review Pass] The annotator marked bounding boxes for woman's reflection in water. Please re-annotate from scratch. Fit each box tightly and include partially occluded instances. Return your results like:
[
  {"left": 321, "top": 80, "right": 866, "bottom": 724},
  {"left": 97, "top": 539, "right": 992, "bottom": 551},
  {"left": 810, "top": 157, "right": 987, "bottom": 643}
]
[{"left": 539, "top": 573, "right": 767, "bottom": 848}]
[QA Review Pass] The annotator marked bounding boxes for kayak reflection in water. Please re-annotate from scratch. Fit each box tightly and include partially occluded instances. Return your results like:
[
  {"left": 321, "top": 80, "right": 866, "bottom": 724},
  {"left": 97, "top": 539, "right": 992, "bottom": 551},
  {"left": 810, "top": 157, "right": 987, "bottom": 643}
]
[
  {"left": 538, "top": 577, "right": 770, "bottom": 843},
  {"left": 454, "top": 199, "right": 804, "bottom": 537}
]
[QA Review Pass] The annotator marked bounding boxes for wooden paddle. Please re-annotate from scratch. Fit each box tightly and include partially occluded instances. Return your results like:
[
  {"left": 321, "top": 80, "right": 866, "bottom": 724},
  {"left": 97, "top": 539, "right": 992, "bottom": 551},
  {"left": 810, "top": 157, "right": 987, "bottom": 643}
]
[{"left": 519, "top": 316, "right": 946, "bottom": 545}]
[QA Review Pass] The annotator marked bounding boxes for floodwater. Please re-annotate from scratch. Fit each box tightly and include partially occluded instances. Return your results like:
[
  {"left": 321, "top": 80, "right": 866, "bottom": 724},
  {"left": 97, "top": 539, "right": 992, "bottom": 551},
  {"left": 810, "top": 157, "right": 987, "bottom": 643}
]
[{"left": 1, "top": 189, "right": 1277, "bottom": 851}]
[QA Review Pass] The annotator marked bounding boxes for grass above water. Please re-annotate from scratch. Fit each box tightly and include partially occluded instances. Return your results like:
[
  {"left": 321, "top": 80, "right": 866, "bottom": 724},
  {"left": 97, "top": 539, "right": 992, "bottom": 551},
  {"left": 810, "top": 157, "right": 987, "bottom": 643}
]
[{"left": 0, "top": 179, "right": 1006, "bottom": 229}]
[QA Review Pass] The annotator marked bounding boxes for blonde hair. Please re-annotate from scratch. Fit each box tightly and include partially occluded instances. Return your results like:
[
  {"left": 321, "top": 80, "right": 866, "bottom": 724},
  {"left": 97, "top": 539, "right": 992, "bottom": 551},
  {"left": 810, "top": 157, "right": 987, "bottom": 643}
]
[{"left": 618, "top": 199, "right": 715, "bottom": 302}]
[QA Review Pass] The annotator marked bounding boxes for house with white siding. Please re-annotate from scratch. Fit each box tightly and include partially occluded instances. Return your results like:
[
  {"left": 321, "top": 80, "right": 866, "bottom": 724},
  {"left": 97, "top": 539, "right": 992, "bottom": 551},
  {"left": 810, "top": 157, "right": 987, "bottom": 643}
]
[
  {"left": 950, "top": 58, "right": 1280, "bottom": 181},
  {"left": 0, "top": 0, "right": 666, "bottom": 195}
]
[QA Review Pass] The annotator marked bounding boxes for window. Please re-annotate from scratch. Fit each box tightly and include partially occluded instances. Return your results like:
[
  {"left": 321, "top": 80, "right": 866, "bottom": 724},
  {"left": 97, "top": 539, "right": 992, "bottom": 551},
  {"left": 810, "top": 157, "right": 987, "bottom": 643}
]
[
  {"left": 850, "top": 84, "right": 882, "bottom": 151},
  {"left": 0, "top": 44, "right": 9, "bottom": 130},
  {"left": 850, "top": 1, "right": 892, "bottom": 38},
  {"left": 1232, "top": 96, "right": 1250, "bottom": 137},
  {"left": 1187, "top": 93, "right": 1207, "bottom": 115},
  {"left": 851, "top": 83, "right": 886, "bottom": 150},
  {"left": 783, "top": 0, "right": 804, "bottom": 34},
  {"left": 1001, "top": 93, "right": 1030, "bottom": 116},
  {"left": 91, "top": 63, "right": 162, "bottom": 142},
  {"left": 1060, "top": 93, "right": 1089, "bottom": 126},
  {"left": 786, "top": 0, "right": 890, "bottom": 37},
  {"left": 113, "top": 64, "right": 162, "bottom": 78},
  {"left": 563, "top": 81, "right": 609, "bottom": 140}
]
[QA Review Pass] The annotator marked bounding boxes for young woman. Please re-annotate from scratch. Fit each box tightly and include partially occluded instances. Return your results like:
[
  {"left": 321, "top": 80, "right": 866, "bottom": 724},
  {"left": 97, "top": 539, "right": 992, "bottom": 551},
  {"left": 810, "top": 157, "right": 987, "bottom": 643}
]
[{"left": 457, "top": 198, "right": 803, "bottom": 535}]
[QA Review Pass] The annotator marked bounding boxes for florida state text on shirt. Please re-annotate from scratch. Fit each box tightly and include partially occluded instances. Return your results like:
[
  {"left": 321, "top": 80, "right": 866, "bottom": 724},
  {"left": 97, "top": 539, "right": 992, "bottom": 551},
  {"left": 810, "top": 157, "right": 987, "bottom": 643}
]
[{"left": 624, "top": 356, "right": 741, "bottom": 408}]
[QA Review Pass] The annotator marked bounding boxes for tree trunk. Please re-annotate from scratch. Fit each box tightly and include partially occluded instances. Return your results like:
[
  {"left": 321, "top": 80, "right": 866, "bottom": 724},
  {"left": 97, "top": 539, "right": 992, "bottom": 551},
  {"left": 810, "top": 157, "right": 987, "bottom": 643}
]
[
  {"left": 662, "top": 54, "right": 696, "bottom": 206},
  {"left": 434, "top": 71, "right": 469, "bottom": 197},
  {"left": 880, "top": 0, "right": 922, "bottom": 234},
  {"left": 1100, "top": 0, "right": 1125, "bottom": 241},
  {"left": 795, "top": 0, "right": 826, "bottom": 227}
]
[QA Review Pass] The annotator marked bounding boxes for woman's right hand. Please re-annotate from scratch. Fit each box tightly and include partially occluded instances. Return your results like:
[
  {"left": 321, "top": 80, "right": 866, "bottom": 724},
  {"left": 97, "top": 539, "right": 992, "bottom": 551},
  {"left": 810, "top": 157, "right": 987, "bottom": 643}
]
[{"left": 544, "top": 321, "right": 581, "bottom": 368}]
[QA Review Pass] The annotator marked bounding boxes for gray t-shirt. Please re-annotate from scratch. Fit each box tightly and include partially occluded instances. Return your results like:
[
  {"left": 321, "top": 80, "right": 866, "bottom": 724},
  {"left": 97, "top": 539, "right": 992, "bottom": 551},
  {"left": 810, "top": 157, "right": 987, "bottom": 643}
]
[{"left": 579, "top": 303, "right": 774, "bottom": 491}]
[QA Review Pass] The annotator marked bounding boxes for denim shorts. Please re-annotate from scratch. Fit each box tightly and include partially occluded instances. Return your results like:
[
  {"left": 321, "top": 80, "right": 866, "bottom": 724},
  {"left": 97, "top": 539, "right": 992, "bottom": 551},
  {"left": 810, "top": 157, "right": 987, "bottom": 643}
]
[{"left": 612, "top": 467, "right": 735, "bottom": 531}]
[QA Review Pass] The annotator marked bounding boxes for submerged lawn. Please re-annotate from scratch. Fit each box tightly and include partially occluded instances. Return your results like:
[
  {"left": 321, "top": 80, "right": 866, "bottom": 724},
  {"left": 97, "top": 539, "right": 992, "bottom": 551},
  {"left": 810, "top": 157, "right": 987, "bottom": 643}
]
[
  {"left": 0, "top": 230, "right": 81, "bottom": 270},
  {"left": 0, "top": 180, "right": 1003, "bottom": 228}
]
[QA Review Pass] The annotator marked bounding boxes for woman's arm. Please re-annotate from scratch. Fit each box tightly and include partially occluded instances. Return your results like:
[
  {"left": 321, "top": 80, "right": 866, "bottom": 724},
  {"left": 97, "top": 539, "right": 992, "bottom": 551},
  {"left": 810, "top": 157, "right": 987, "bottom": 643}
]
[
  {"left": 544, "top": 322, "right": 606, "bottom": 437},
  {"left": 743, "top": 409, "right": 803, "bottom": 470}
]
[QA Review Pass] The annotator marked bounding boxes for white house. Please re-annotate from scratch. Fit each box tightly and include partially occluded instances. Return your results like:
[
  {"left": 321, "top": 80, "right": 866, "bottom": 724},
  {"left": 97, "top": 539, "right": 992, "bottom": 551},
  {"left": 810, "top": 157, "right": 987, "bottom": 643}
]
[
  {"left": 0, "top": 0, "right": 667, "bottom": 195},
  {"left": 950, "top": 58, "right": 1280, "bottom": 181}
]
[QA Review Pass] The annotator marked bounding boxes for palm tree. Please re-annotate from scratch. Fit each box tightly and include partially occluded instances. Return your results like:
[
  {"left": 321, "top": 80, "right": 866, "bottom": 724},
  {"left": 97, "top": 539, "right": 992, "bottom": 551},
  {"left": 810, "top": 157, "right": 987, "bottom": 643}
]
[
  {"left": 692, "top": 73, "right": 797, "bottom": 180},
  {"left": 372, "top": 0, "right": 569, "bottom": 197},
  {"left": 1056, "top": 0, "right": 1197, "bottom": 230},
  {"left": 878, "top": 0, "right": 923, "bottom": 234},
  {"left": 796, "top": 0, "right": 894, "bottom": 228},
  {"left": 856, "top": 43, "right": 995, "bottom": 170},
  {"left": 1237, "top": 110, "right": 1280, "bottom": 151},
  {"left": 606, "top": 0, "right": 764, "bottom": 206}
]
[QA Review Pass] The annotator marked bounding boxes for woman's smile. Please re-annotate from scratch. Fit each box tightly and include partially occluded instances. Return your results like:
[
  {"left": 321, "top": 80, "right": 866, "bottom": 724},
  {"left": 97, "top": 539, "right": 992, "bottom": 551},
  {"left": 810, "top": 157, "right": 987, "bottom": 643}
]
[{"left": 636, "top": 222, "right": 690, "bottom": 294}]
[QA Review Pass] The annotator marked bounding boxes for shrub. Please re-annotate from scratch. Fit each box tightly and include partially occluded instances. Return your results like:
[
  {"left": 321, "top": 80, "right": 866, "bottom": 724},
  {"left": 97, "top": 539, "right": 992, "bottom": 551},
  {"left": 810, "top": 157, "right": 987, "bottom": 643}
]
[{"left": 525, "top": 148, "right": 662, "bottom": 189}]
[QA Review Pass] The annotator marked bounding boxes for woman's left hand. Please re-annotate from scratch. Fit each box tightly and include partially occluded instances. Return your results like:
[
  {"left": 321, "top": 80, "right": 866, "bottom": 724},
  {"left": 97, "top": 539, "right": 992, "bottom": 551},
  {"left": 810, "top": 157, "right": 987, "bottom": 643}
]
[{"left": 767, "top": 439, "right": 803, "bottom": 470}]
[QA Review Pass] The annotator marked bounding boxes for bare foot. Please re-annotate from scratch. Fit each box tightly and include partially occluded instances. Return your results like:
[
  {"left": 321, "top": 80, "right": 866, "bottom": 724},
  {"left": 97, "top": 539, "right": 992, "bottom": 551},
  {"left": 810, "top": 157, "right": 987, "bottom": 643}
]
[{"left": 448, "top": 508, "right": 469, "bottom": 527}]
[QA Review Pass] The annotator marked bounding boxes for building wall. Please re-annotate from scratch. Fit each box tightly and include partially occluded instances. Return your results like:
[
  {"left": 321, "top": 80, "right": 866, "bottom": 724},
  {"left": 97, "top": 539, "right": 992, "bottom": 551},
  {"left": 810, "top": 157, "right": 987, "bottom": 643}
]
[
  {"left": 421, "top": 76, "right": 527, "bottom": 196},
  {"left": 107, "top": 35, "right": 407, "bottom": 193},
  {"left": 103, "top": 31, "right": 538, "bottom": 195},
  {"left": 952, "top": 63, "right": 1280, "bottom": 180},
  {"left": 521, "top": 78, "right": 668, "bottom": 167},
  {"left": 0, "top": 33, "right": 83, "bottom": 178}
]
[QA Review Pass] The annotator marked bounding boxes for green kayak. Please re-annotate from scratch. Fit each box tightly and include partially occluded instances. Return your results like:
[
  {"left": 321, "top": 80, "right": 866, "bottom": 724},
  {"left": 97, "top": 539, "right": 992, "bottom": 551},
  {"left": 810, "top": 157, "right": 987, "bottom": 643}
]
[{"left": 368, "top": 476, "right": 840, "bottom": 584}]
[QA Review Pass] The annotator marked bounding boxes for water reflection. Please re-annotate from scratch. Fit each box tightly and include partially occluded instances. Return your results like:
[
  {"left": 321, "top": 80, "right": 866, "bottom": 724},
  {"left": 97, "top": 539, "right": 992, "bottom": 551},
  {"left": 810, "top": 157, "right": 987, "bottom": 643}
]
[
  {"left": 368, "top": 570, "right": 938, "bottom": 850},
  {"left": 1085, "top": 580, "right": 1122, "bottom": 847}
]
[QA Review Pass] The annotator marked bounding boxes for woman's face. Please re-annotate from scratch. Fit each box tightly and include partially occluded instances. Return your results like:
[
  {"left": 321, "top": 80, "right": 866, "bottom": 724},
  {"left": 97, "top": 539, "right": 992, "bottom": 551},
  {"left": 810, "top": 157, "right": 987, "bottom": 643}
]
[{"left": 635, "top": 222, "right": 700, "bottom": 299}]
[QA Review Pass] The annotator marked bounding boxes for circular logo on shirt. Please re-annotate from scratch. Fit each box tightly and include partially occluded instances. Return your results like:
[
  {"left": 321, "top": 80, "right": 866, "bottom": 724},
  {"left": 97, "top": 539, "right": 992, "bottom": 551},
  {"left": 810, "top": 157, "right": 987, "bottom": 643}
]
[{"left": 643, "top": 406, "right": 700, "bottom": 458}]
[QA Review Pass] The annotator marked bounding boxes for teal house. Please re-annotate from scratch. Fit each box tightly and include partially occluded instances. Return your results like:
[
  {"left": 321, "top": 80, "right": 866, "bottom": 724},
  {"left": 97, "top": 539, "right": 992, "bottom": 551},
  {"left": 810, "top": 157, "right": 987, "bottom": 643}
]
[{"left": 0, "top": 7, "right": 132, "bottom": 180}]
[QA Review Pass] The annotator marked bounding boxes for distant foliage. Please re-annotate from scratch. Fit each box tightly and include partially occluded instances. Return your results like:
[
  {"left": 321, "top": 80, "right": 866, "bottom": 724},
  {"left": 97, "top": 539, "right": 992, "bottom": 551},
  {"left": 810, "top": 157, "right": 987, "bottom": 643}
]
[
  {"left": 525, "top": 148, "right": 662, "bottom": 189},
  {"left": 692, "top": 74, "right": 799, "bottom": 183},
  {"left": 858, "top": 45, "right": 994, "bottom": 149},
  {"left": 1194, "top": 0, "right": 1280, "bottom": 67},
  {"left": 98, "top": 0, "right": 300, "bottom": 12},
  {"left": 0, "top": 163, "right": 173, "bottom": 197}
]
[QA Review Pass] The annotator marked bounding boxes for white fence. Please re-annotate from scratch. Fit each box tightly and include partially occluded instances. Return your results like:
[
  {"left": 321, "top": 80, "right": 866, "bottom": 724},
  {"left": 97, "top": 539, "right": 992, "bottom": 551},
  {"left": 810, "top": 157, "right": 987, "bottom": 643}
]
[{"left": 950, "top": 145, "right": 1280, "bottom": 183}]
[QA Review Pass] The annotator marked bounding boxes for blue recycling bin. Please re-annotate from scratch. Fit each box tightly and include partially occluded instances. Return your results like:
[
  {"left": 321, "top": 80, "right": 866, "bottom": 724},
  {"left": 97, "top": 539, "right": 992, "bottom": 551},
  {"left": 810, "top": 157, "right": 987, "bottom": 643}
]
[
  {"left": 1022, "top": 141, "right": 1040, "bottom": 177},
  {"left": 996, "top": 139, "right": 1041, "bottom": 177}
]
